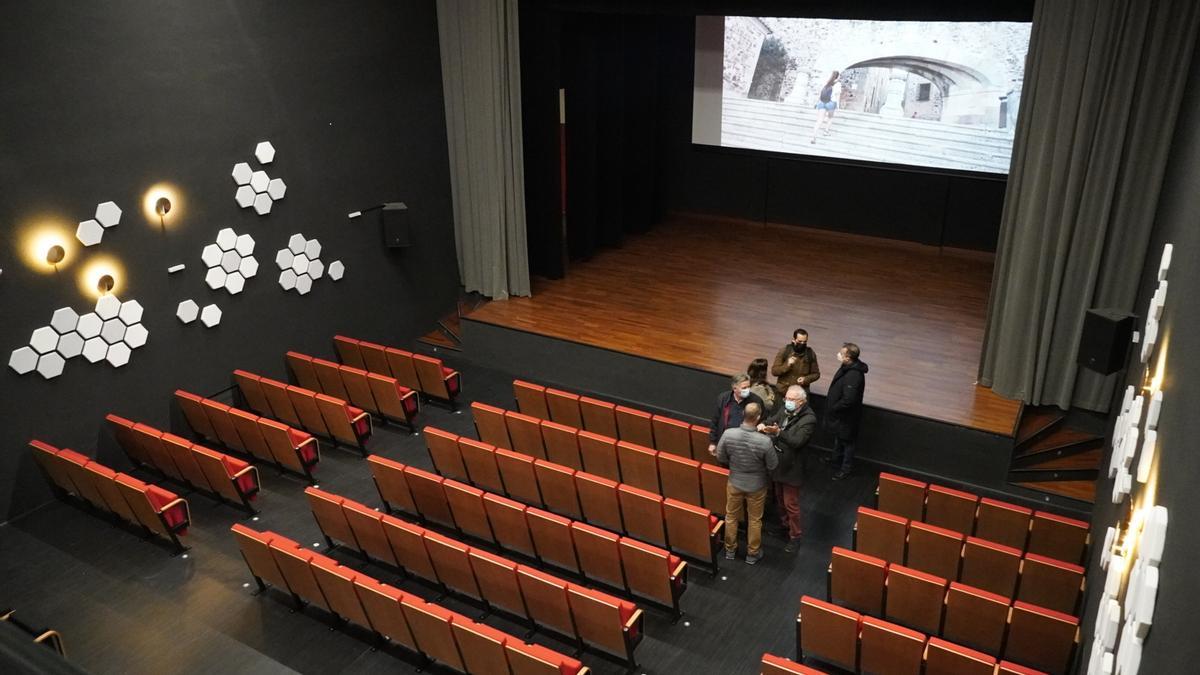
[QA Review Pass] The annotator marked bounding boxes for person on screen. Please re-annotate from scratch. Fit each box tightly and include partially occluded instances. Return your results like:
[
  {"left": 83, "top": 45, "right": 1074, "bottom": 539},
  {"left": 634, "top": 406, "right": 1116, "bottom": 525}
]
[
  {"left": 747, "top": 358, "right": 778, "bottom": 414},
  {"left": 811, "top": 70, "right": 843, "bottom": 144},
  {"left": 771, "top": 328, "right": 820, "bottom": 396},
  {"left": 824, "top": 343, "right": 868, "bottom": 480}
]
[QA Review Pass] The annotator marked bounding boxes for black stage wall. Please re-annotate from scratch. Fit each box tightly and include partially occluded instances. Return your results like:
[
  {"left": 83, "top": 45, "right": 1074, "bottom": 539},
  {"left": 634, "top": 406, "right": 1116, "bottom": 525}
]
[{"left": 0, "top": 1, "right": 459, "bottom": 521}]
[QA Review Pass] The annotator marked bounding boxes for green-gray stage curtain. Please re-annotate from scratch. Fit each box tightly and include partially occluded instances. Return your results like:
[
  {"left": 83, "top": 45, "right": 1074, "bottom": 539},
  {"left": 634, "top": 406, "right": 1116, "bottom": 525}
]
[
  {"left": 437, "top": 0, "right": 531, "bottom": 299},
  {"left": 979, "top": 0, "right": 1200, "bottom": 412}
]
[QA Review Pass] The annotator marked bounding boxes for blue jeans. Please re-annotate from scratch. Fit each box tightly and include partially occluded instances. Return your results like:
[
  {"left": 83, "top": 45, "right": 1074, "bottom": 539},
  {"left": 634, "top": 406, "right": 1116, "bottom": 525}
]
[{"left": 832, "top": 437, "right": 856, "bottom": 472}]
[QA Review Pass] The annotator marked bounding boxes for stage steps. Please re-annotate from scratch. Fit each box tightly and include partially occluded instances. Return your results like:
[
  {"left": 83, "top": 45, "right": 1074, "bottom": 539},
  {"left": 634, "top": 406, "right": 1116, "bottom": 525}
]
[
  {"left": 1006, "top": 404, "right": 1104, "bottom": 505},
  {"left": 417, "top": 290, "right": 489, "bottom": 351}
]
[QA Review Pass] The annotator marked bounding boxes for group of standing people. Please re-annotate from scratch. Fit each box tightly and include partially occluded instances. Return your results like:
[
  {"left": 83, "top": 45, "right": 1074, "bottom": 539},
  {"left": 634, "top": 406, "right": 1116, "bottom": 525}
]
[{"left": 708, "top": 329, "right": 869, "bottom": 564}]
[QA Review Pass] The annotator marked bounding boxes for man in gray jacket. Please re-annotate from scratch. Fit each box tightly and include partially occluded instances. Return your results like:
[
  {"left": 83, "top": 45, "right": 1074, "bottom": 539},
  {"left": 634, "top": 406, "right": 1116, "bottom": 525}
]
[
  {"left": 760, "top": 386, "right": 817, "bottom": 553},
  {"left": 716, "top": 402, "right": 778, "bottom": 564}
]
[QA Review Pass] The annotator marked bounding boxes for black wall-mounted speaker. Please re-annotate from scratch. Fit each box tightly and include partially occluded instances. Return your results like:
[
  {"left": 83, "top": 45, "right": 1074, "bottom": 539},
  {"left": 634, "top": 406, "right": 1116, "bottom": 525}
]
[
  {"left": 1077, "top": 308, "right": 1135, "bottom": 375},
  {"left": 381, "top": 202, "right": 411, "bottom": 248}
]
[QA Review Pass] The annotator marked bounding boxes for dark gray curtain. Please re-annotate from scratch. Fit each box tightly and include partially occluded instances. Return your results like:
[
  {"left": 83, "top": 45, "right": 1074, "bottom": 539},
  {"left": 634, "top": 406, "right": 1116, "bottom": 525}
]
[{"left": 979, "top": 0, "right": 1200, "bottom": 411}]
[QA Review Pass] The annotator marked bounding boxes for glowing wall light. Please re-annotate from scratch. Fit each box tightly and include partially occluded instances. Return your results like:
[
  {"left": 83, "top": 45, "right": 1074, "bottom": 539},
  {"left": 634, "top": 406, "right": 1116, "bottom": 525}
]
[
  {"left": 21, "top": 222, "right": 75, "bottom": 273},
  {"left": 77, "top": 256, "right": 125, "bottom": 299},
  {"left": 142, "top": 183, "right": 183, "bottom": 228}
]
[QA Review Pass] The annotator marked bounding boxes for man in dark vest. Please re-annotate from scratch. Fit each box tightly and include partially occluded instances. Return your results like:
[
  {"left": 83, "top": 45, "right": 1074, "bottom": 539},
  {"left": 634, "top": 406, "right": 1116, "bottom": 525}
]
[{"left": 824, "top": 342, "right": 869, "bottom": 480}]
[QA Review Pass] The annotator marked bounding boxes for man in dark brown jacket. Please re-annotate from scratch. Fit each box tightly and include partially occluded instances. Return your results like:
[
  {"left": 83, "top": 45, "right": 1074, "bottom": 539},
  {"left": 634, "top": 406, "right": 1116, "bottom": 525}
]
[{"left": 771, "top": 329, "right": 820, "bottom": 395}]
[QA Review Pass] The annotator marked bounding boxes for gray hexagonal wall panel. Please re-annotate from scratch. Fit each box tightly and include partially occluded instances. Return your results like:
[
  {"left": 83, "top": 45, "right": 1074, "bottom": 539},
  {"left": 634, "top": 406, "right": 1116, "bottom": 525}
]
[
  {"left": 328, "top": 260, "right": 345, "bottom": 281},
  {"left": 30, "top": 327, "right": 59, "bottom": 354},
  {"left": 200, "top": 304, "right": 222, "bottom": 328},
  {"left": 307, "top": 259, "right": 324, "bottom": 280},
  {"left": 252, "top": 193, "right": 272, "bottom": 215},
  {"left": 235, "top": 185, "right": 256, "bottom": 208},
  {"left": 95, "top": 295, "right": 120, "bottom": 320},
  {"left": 255, "top": 141, "right": 276, "bottom": 164},
  {"left": 267, "top": 178, "right": 287, "bottom": 200},
  {"left": 177, "top": 300, "right": 200, "bottom": 324},
  {"left": 37, "top": 353, "right": 66, "bottom": 379},
  {"left": 8, "top": 347, "right": 38, "bottom": 374},
  {"left": 56, "top": 332, "right": 84, "bottom": 359},
  {"left": 232, "top": 162, "right": 253, "bottom": 185},
  {"left": 76, "top": 219, "right": 104, "bottom": 246},
  {"left": 95, "top": 201, "right": 122, "bottom": 228},
  {"left": 100, "top": 319, "right": 126, "bottom": 344},
  {"left": 221, "top": 250, "right": 241, "bottom": 273},
  {"left": 51, "top": 308, "right": 79, "bottom": 334}
]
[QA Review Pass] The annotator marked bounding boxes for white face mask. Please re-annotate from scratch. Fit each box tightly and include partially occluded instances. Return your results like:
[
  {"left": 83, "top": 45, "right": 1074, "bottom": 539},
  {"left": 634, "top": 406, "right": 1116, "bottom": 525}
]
[{"left": 738, "top": 387, "right": 750, "bottom": 399}]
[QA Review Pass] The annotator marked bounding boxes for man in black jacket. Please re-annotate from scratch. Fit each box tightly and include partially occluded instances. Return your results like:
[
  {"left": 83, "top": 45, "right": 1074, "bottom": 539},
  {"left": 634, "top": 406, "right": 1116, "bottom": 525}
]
[
  {"left": 707, "top": 373, "right": 765, "bottom": 456},
  {"left": 759, "top": 385, "right": 817, "bottom": 552},
  {"left": 824, "top": 343, "right": 869, "bottom": 480}
]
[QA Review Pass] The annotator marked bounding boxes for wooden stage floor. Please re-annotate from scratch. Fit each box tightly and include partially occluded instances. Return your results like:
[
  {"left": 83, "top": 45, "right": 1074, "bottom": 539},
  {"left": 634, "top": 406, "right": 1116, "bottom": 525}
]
[{"left": 468, "top": 216, "right": 1022, "bottom": 436}]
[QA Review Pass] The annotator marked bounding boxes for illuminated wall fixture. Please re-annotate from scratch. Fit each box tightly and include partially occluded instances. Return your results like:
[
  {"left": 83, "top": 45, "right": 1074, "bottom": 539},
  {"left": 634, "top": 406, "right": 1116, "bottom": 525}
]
[
  {"left": 142, "top": 183, "right": 182, "bottom": 228},
  {"left": 97, "top": 274, "right": 115, "bottom": 295},
  {"left": 155, "top": 197, "right": 171, "bottom": 230},
  {"left": 46, "top": 245, "right": 66, "bottom": 271}
]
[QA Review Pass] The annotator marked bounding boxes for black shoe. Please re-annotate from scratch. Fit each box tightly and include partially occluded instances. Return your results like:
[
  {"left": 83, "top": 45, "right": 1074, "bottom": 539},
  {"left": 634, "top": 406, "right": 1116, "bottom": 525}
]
[
  {"left": 832, "top": 470, "right": 850, "bottom": 481},
  {"left": 764, "top": 524, "right": 788, "bottom": 538},
  {"left": 784, "top": 538, "right": 802, "bottom": 553},
  {"left": 822, "top": 455, "right": 840, "bottom": 465}
]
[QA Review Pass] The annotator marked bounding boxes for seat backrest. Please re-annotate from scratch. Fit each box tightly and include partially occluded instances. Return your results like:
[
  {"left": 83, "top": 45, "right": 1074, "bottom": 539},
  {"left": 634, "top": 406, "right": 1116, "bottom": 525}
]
[
  {"left": 616, "top": 441, "right": 659, "bottom": 493},
  {"left": 546, "top": 388, "right": 584, "bottom": 429},
  {"left": 460, "top": 438, "right": 506, "bottom": 494},
  {"left": 615, "top": 406, "right": 655, "bottom": 448},
  {"left": 924, "top": 637, "right": 997, "bottom": 675},
  {"left": 451, "top": 619, "right": 511, "bottom": 675},
  {"left": 132, "top": 423, "right": 180, "bottom": 480},
  {"left": 514, "top": 379, "right": 550, "bottom": 420},
  {"left": 1003, "top": 601, "right": 1078, "bottom": 675},
  {"left": 906, "top": 521, "right": 965, "bottom": 581},
  {"left": 312, "top": 356, "right": 352, "bottom": 401},
  {"left": 384, "top": 347, "right": 422, "bottom": 391},
  {"left": 505, "top": 633, "right": 583, "bottom": 675},
  {"left": 699, "top": 463, "right": 730, "bottom": 516},
  {"left": 228, "top": 408, "right": 275, "bottom": 463},
  {"left": 403, "top": 466, "right": 455, "bottom": 528},
  {"left": 856, "top": 506, "right": 909, "bottom": 565},
  {"left": 578, "top": 430, "right": 621, "bottom": 481},
  {"left": 309, "top": 556, "right": 371, "bottom": 628},
  {"left": 830, "top": 546, "right": 887, "bottom": 616},
  {"left": 663, "top": 498, "right": 717, "bottom": 562},
  {"left": 579, "top": 395, "right": 617, "bottom": 438},
  {"left": 28, "top": 440, "right": 77, "bottom": 496},
  {"left": 526, "top": 508, "right": 579, "bottom": 574},
  {"left": 423, "top": 529, "right": 482, "bottom": 600},
  {"left": 342, "top": 499, "right": 397, "bottom": 566},
  {"left": 495, "top": 447, "right": 544, "bottom": 507},
  {"left": 258, "top": 376, "right": 303, "bottom": 427},
  {"left": 858, "top": 615, "right": 926, "bottom": 675},
  {"left": 618, "top": 484, "right": 667, "bottom": 547},
  {"left": 286, "top": 351, "right": 322, "bottom": 392},
  {"left": 352, "top": 577, "right": 417, "bottom": 651},
  {"left": 566, "top": 584, "right": 639, "bottom": 660},
  {"left": 534, "top": 459, "right": 582, "bottom": 520},
  {"left": 288, "top": 385, "right": 331, "bottom": 437},
  {"left": 161, "top": 432, "right": 212, "bottom": 491},
  {"left": 570, "top": 521, "right": 625, "bottom": 589},
  {"left": 658, "top": 452, "right": 702, "bottom": 506},
  {"left": 113, "top": 474, "right": 170, "bottom": 534},
  {"left": 314, "top": 393, "right": 362, "bottom": 446},
  {"left": 104, "top": 415, "right": 144, "bottom": 464},
  {"left": 366, "top": 371, "right": 417, "bottom": 423},
  {"left": 381, "top": 516, "right": 438, "bottom": 583},
  {"left": 232, "top": 370, "right": 271, "bottom": 418},
  {"left": 506, "top": 410, "right": 548, "bottom": 460},
  {"left": 56, "top": 450, "right": 108, "bottom": 510},
  {"left": 175, "top": 390, "right": 218, "bottom": 441},
  {"left": 231, "top": 524, "right": 289, "bottom": 590},
  {"left": 575, "top": 471, "right": 625, "bottom": 533},
  {"left": 202, "top": 398, "right": 247, "bottom": 451},
  {"left": 620, "top": 538, "right": 680, "bottom": 607},
  {"left": 925, "top": 485, "right": 979, "bottom": 537},
  {"left": 516, "top": 566, "right": 576, "bottom": 637},
  {"left": 1027, "top": 511, "right": 1089, "bottom": 565},
  {"left": 268, "top": 539, "right": 329, "bottom": 609},
  {"left": 961, "top": 536, "right": 1022, "bottom": 598},
  {"left": 468, "top": 547, "right": 526, "bottom": 619},
  {"left": 357, "top": 340, "right": 392, "bottom": 379},
  {"left": 425, "top": 426, "right": 469, "bottom": 482},
  {"left": 798, "top": 595, "right": 860, "bottom": 672},
  {"left": 651, "top": 415, "right": 692, "bottom": 458},
  {"left": 975, "top": 498, "right": 1033, "bottom": 551},
  {"left": 877, "top": 472, "right": 927, "bottom": 522},
  {"left": 884, "top": 563, "right": 948, "bottom": 636},
  {"left": 413, "top": 353, "right": 452, "bottom": 399},
  {"left": 192, "top": 445, "right": 249, "bottom": 503},
  {"left": 400, "top": 596, "right": 465, "bottom": 672},
  {"left": 88, "top": 464, "right": 140, "bottom": 524},
  {"left": 472, "top": 401, "right": 512, "bottom": 450},
  {"left": 1016, "top": 553, "right": 1084, "bottom": 616},
  {"left": 942, "top": 581, "right": 1009, "bottom": 655},
  {"left": 443, "top": 480, "right": 493, "bottom": 542},
  {"left": 760, "top": 653, "right": 827, "bottom": 674},
  {"left": 689, "top": 425, "right": 713, "bottom": 463},
  {"left": 541, "top": 420, "right": 583, "bottom": 470},
  {"left": 483, "top": 493, "right": 536, "bottom": 557},
  {"left": 333, "top": 335, "right": 367, "bottom": 369},
  {"left": 367, "top": 455, "right": 418, "bottom": 515},
  {"left": 258, "top": 418, "right": 314, "bottom": 473},
  {"left": 305, "top": 487, "right": 358, "bottom": 548}
]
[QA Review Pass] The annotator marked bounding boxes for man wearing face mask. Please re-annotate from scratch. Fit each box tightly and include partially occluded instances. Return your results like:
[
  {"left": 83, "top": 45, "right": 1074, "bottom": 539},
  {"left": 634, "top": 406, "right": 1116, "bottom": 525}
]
[
  {"left": 707, "top": 373, "right": 765, "bottom": 457},
  {"left": 759, "top": 385, "right": 817, "bottom": 552},
  {"left": 824, "top": 342, "right": 869, "bottom": 480},
  {"left": 771, "top": 329, "right": 820, "bottom": 396}
]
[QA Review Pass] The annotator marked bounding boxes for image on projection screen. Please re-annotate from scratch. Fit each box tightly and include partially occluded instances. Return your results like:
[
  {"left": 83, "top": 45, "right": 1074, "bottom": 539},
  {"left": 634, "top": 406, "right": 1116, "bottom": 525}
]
[{"left": 691, "top": 16, "right": 1032, "bottom": 174}]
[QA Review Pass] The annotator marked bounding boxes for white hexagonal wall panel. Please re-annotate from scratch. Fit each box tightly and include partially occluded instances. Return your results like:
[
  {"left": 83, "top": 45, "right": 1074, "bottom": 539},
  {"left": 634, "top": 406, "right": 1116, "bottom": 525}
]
[
  {"left": 76, "top": 219, "right": 104, "bottom": 246},
  {"left": 307, "top": 259, "right": 325, "bottom": 280},
  {"left": 288, "top": 234, "right": 307, "bottom": 254},
  {"left": 221, "top": 250, "right": 241, "bottom": 273},
  {"left": 239, "top": 257, "right": 259, "bottom": 278},
  {"left": 106, "top": 343, "right": 131, "bottom": 368},
  {"left": 95, "top": 295, "right": 120, "bottom": 320},
  {"left": 100, "top": 319, "right": 126, "bottom": 344},
  {"left": 9, "top": 347, "right": 38, "bottom": 374},
  {"left": 205, "top": 267, "right": 227, "bottom": 290},
  {"left": 304, "top": 239, "right": 322, "bottom": 260},
  {"left": 29, "top": 327, "right": 59, "bottom": 354},
  {"left": 177, "top": 300, "right": 200, "bottom": 324},
  {"left": 201, "top": 228, "right": 258, "bottom": 296},
  {"left": 82, "top": 338, "right": 108, "bottom": 363},
  {"left": 225, "top": 272, "right": 245, "bottom": 295},
  {"left": 37, "top": 353, "right": 66, "bottom": 379},
  {"left": 95, "top": 201, "right": 122, "bottom": 228},
  {"left": 123, "top": 323, "right": 149, "bottom": 349},
  {"left": 76, "top": 313, "right": 102, "bottom": 339},
  {"left": 201, "top": 244, "right": 223, "bottom": 267},
  {"left": 235, "top": 185, "right": 256, "bottom": 208},
  {"left": 267, "top": 178, "right": 287, "bottom": 200},
  {"left": 275, "top": 249, "right": 294, "bottom": 270},
  {"left": 255, "top": 141, "right": 276, "bottom": 164},
  {"left": 295, "top": 274, "right": 313, "bottom": 295},
  {"left": 50, "top": 308, "right": 79, "bottom": 334},
  {"left": 231, "top": 162, "right": 253, "bottom": 185},
  {"left": 235, "top": 234, "right": 255, "bottom": 256},
  {"left": 328, "top": 260, "right": 345, "bottom": 281},
  {"left": 279, "top": 269, "right": 297, "bottom": 290},
  {"left": 249, "top": 171, "right": 269, "bottom": 193},
  {"left": 118, "top": 300, "right": 143, "bottom": 325},
  {"left": 253, "top": 193, "right": 272, "bottom": 215},
  {"left": 56, "top": 332, "right": 84, "bottom": 359},
  {"left": 291, "top": 254, "right": 310, "bottom": 275},
  {"left": 200, "top": 304, "right": 222, "bottom": 328},
  {"left": 216, "top": 228, "right": 238, "bottom": 251}
]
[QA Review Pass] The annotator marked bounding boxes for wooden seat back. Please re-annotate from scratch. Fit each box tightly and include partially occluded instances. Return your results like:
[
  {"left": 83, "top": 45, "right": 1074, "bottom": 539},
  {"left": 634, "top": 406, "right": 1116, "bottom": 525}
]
[
  {"left": 855, "top": 506, "right": 908, "bottom": 565},
  {"left": 567, "top": 585, "right": 639, "bottom": 660},
  {"left": 162, "top": 432, "right": 212, "bottom": 491},
  {"left": 342, "top": 499, "right": 397, "bottom": 565},
  {"left": 305, "top": 487, "right": 358, "bottom": 547},
  {"left": 29, "top": 441, "right": 79, "bottom": 496},
  {"left": 443, "top": 481, "right": 493, "bottom": 542},
  {"left": 699, "top": 463, "right": 730, "bottom": 516},
  {"left": 616, "top": 441, "right": 659, "bottom": 492},
  {"left": 859, "top": 615, "right": 926, "bottom": 675},
  {"left": 535, "top": 459, "right": 582, "bottom": 519},
  {"left": 620, "top": 538, "right": 682, "bottom": 607},
  {"left": 495, "top": 447, "right": 544, "bottom": 506},
  {"left": 906, "top": 521, "right": 964, "bottom": 581},
  {"left": 761, "top": 653, "right": 827, "bottom": 674},
  {"left": 579, "top": 395, "right": 617, "bottom": 438},
  {"left": 175, "top": 390, "right": 217, "bottom": 440},
  {"left": 615, "top": 406, "right": 654, "bottom": 448},
  {"left": 309, "top": 557, "right": 371, "bottom": 628},
  {"left": 884, "top": 563, "right": 948, "bottom": 636},
  {"left": 312, "top": 357, "right": 352, "bottom": 402},
  {"left": 527, "top": 508, "right": 579, "bottom": 574},
  {"left": 961, "top": 536, "right": 1022, "bottom": 598},
  {"left": 202, "top": 399, "right": 246, "bottom": 451},
  {"left": 340, "top": 365, "right": 379, "bottom": 414},
  {"left": 1003, "top": 601, "right": 1078, "bottom": 675},
  {"left": 546, "top": 388, "right": 584, "bottom": 429},
  {"left": 231, "top": 524, "right": 288, "bottom": 589},
  {"left": 357, "top": 340, "right": 391, "bottom": 378},
  {"left": 425, "top": 427, "right": 469, "bottom": 481},
  {"left": 651, "top": 415, "right": 692, "bottom": 458},
  {"left": 541, "top": 420, "right": 583, "bottom": 469},
  {"left": 975, "top": 498, "right": 1033, "bottom": 551},
  {"left": 1016, "top": 553, "right": 1084, "bottom": 615},
  {"left": 472, "top": 401, "right": 512, "bottom": 449},
  {"left": 484, "top": 493, "right": 536, "bottom": 557},
  {"left": 1028, "top": 511, "right": 1089, "bottom": 565},
  {"left": 232, "top": 411, "right": 280, "bottom": 464},
  {"left": 132, "top": 423, "right": 180, "bottom": 480},
  {"left": 423, "top": 530, "right": 482, "bottom": 600},
  {"left": 877, "top": 472, "right": 927, "bottom": 522},
  {"left": 381, "top": 517, "right": 438, "bottom": 582},
  {"left": 468, "top": 548, "right": 526, "bottom": 618},
  {"left": 366, "top": 372, "right": 416, "bottom": 424},
  {"left": 258, "top": 376, "right": 303, "bottom": 427},
  {"left": 514, "top": 379, "right": 550, "bottom": 420},
  {"left": 352, "top": 577, "right": 417, "bottom": 651},
  {"left": 570, "top": 522, "right": 625, "bottom": 589},
  {"left": 689, "top": 425, "right": 713, "bottom": 463},
  {"left": 413, "top": 353, "right": 454, "bottom": 400},
  {"left": 943, "top": 582, "right": 1009, "bottom": 655},
  {"left": 269, "top": 539, "right": 329, "bottom": 609},
  {"left": 332, "top": 335, "right": 366, "bottom": 369},
  {"left": 830, "top": 546, "right": 887, "bottom": 616},
  {"left": 367, "top": 454, "right": 418, "bottom": 514},
  {"left": 506, "top": 410, "right": 548, "bottom": 460},
  {"left": 798, "top": 595, "right": 860, "bottom": 672},
  {"left": 924, "top": 637, "right": 997, "bottom": 675},
  {"left": 516, "top": 566, "right": 576, "bottom": 637},
  {"left": 315, "top": 393, "right": 365, "bottom": 446},
  {"left": 575, "top": 472, "right": 624, "bottom": 533},
  {"left": 451, "top": 620, "right": 511, "bottom": 675},
  {"left": 618, "top": 484, "right": 667, "bottom": 547},
  {"left": 403, "top": 465, "right": 455, "bottom": 528},
  {"left": 663, "top": 498, "right": 719, "bottom": 563},
  {"left": 460, "top": 437, "right": 506, "bottom": 493},
  {"left": 400, "top": 596, "right": 465, "bottom": 672},
  {"left": 288, "top": 385, "right": 331, "bottom": 437},
  {"left": 925, "top": 485, "right": 979, "bottom": 536},
  {"left": 234, "top": 370, "right": 273, "bottom": 417},
  {"left": 657, "top": 452, "right": 702, "bottom": 506},
  {"left": 578, "top": 430, "right": 620, "bottom": 481},
  {"left": 285, "top": 351, "right": 322, "bottom": 392},
  {"left": 384, "top": 347, "right": 422, "bottom": 391}
]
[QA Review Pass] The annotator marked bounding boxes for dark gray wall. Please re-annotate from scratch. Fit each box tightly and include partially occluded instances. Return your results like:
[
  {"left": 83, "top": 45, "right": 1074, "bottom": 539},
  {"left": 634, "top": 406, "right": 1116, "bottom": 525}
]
[
  {"left": 1078, "top": 37, "right": 1200, "bottom": 672},
  {"left": 0, "top": 1, "right": 459, "bottom": 521}
]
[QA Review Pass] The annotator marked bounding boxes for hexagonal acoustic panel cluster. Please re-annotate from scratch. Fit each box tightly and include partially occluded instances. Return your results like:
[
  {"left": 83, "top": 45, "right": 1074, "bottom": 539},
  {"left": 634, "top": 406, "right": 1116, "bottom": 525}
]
[
  {"left": 201, "top": 228, "right": 258, "bottom": 295},
  {"left": 231, "top": 141, "right": 285, "bottom": 215},
  {"left": 75, "top": 201, "right": 122, "bottom": 247},
  {"left": 176, "top": 299, "right": 222, "bottom": 328},
  {"left": 8, "top": 295, "right": 148, "bottom": 379},
  {"left": 275, "top": 233, "right": 327, "bottom": 296}
]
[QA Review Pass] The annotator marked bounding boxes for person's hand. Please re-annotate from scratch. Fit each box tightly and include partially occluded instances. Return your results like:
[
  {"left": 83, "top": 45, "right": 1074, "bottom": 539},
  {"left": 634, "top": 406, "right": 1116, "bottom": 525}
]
[
  {"left": 787, "top": 356, "right": 798, "bottom": 366},
  {"left": 763, "top": 424, "right": 780, "bottom": 435},
  {"left": 756, "top": 423, "right": 766, "bottom": 432},
  {"left": 708, "top": 443, "right": 717, "bottom": 457}
]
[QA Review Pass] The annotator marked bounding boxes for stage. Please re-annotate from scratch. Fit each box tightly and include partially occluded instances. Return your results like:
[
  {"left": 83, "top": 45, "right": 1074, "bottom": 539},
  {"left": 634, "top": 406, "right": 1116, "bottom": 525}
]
[{"left": 467, "top": 215, "right": 1021, "bottom": 436}]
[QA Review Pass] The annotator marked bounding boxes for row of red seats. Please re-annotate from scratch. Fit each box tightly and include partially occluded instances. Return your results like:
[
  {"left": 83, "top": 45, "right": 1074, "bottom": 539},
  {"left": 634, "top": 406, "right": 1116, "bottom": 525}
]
[
  {"left": 512, "top": 380, "right": 716, "bottom": 464},
  {"left": 333, "top": 335, "right": 461, "bottom": 406},
  {"left": 30, "top": 440, "right": 190, "bottom": 553},
  {"left": 760, "top": 653, "right": 827, "bottom": 674},
  {"left": 798, "top": 595, "right": 1049, "bottom": 675},
  {"left": 233, "top": 369, "right": 372, "bottom": 455},
  {"left": 303, "top": 487, "right": 643, "bottom": 668},
  {"left": 368, "top": 456, "right": 689, "bottom": 618},
  {"left": 472, "top": 401, "right": 729, "bottom": 515},
  {"left": 855, "top": 506, "right": 1085, "bottom": 615},
  {"left": 106, "top": 414, "right": 260, "bottom": 514},
  {"left": 877, "top": 473, "right": 1090, "bottom": 565},
  {"left": 828, "top": 546, "right": 1078, "bottom": 673},
  {"left": 287, "top": 351, "right": 419, "bottom": 429},
  {"left": 425, "top": 426, "right": 724, "bottom": 573},
  {"left": 176, "top": 390, "right": 319, "bottom": 483},
  {"left": 231, "top": 524, "right": 588, "bottom": 675}
]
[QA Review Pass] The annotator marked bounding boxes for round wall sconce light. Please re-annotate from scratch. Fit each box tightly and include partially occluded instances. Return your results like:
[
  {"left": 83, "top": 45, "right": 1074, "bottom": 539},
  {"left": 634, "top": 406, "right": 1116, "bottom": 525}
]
[
  {"left": 46, "top": 245, "right": 66, "bottom": 268},
  {"left": 97, "top": 274, "right": 115, "bottom": 295}
]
